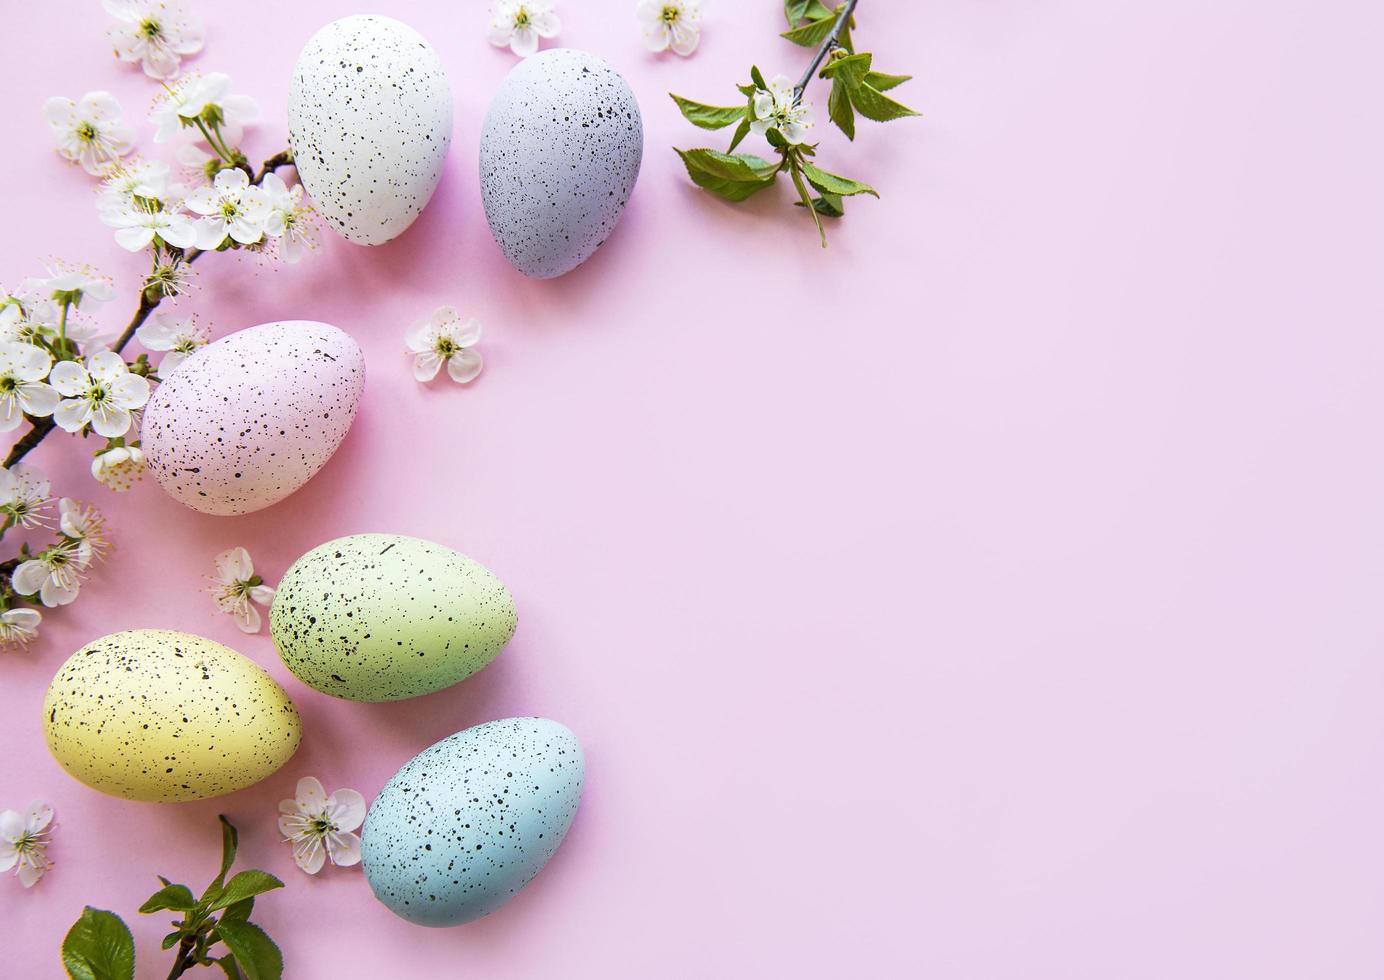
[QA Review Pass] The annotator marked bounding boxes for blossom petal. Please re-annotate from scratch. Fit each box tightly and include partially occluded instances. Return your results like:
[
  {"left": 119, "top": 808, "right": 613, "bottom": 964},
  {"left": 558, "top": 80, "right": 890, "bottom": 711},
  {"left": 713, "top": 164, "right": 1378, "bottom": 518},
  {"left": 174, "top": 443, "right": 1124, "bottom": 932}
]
[
  {"left": 0, "top": 809, "right": 24, "bottom": 841},
  {"left": 451, "top": 317, "right": 482, "bottom": 348},
  {"left": 325, "top": 831, "right": 361, "bottom": 867},
  {"left": 17, "top": 384, "right": 59, "bottom": 419},
  {"left": 109, "top": 372, "right": 151, "bottom": 409},
  {"left": 53, "top": 398, "right": 91, "bottom": 433},
  {"left": 295, "top": 776, "right": 328, "bottom": 813},
  {"left": 25, "top": 801, "right": 53, "bottom": 833},
  {"left": 214, "top": 547, "right": 253, "bottom": 584},
  {"left": 47, "top": 361, "right": 89, "bottom": 397},
  {"left": 11, "top": 561, "right": 49, "bottom": 597},
  {"left": 511, "top": 26, "right": 539, "bottom": 57},
  {"left": 413, "top": 351, "right": 443, "bottom": 382},
  {"left": 327, "top": 789, "right": 367, "bottom": 833},
  {"left": 89, "top": 402, "right": 132, "bottom": 439},
  {"left": 446, "top": 349, "right": 483, "bottom": 384},
  {"left": 234, "top": 601, "right": 261, "bottom": 633},
  {"left": 248, "top": 584, "right": 275, "bottom": 605},
  {"left": 17, "top": 859, "right": 45, "bottom": 887},
  {"left": 294, "top": 836, "right": 326, "bottom": 874}
]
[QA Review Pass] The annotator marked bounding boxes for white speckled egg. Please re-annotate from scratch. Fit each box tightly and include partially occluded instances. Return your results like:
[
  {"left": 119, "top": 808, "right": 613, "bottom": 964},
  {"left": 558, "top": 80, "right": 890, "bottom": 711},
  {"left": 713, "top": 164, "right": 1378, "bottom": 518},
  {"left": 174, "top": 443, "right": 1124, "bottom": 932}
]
[
  {"left": 362, "top": 718, "right": 584, "bottom": 926},
  {"left": 270, "top": 533, "right": 516, "bottom": 702},
  {"left": 479, "top": 49, "right": 643, "bottom": 278},
  {"left": 288, "top": 15, "right": 453, "bottom": 244},
  {"left": 140, "top": 320, "right": 365, "bottom": 516},
  {"left": 43, "top": 629, "right": 301, "bottom": 802}
]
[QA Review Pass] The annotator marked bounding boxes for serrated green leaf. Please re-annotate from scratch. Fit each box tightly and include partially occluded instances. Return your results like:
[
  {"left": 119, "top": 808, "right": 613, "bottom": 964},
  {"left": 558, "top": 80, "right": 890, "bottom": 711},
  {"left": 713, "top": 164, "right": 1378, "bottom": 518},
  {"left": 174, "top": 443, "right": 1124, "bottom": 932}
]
[
  {"left": 62, "top": 907, "right": 135, "bottom": 980},
  {"left": 781, "top": 13, "right": 838, "bottom": 47},
  {"left": 139, "top": 883, "right": 196, "bottom": 914},
  {"left": 750, "top": 65, "right": 767, "bottom": 90},
  {"left": 210, "top": 870, "right": 283, "bottom": 911},
  {"left": 215, "top": 959, "right": 242, "bottom": 980},
  {"left": 220, "top": 898, "right": 254, "bottom": 923},
  {"left": 669, "top": 94, "right": 747, "bottom": 130},
  {"left": 727, "top": 117, "right": 751, "bottom": 152},
  {"left": 823, "top": 53, "right": 920, "bottom": 122},
  {"left": 736, "top": 82, "right": 756, "bottom": 98},
  {"left": 828, "top": 77, "right": 855, "bottom": 140},
  {"left": 217, "top": 920, "right": 283, "bottom": 980},
  {"left": 801, "top": 162, "right": 878, "bottom": 198},
  {"left": 784, "top": 0, "right": 834, "bottom": 26},
  {"left": 865, "top": 70, "right": 911, "bottom": 91},
  {"left": 201, "top": 815, "right": 239, "bottom": 905},
  {"left": 794, "top": 193, "right": 846, "bottom": 217},
  {"left": 675, "top": 148, "right": 779, "bottom": 202},
  {"left": 821, "top": 51, "right": 872, "bottom": 83}
]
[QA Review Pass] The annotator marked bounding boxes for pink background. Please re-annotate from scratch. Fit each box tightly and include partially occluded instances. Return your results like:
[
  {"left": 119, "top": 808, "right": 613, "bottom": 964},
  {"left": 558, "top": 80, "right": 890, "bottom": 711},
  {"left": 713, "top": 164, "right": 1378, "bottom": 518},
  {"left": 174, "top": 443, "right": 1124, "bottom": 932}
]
[{"left": 3, "top": 0, "right": 1383, "bottom": 976}]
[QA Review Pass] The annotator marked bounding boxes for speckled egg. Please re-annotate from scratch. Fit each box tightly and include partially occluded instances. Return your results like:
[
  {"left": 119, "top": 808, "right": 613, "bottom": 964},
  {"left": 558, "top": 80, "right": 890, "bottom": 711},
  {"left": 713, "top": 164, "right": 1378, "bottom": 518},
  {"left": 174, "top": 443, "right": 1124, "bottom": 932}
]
[
  {"left": 270, "top": 533, "right": 516, "bottom": 702},
  {"left": 42, "top": 629, "right": 301, "bottom": 803},
  {"left": 479, "top": 49, "right": 643, "bottom": 278},
  {"left": 288, "top": 15, "right": 453, "bottom": 244},
  {"left": 141, "top": 320, "right": 365, "bottom": 516},
  {"left": 362, "top": 717, "right": 584, "bottom": 926}
]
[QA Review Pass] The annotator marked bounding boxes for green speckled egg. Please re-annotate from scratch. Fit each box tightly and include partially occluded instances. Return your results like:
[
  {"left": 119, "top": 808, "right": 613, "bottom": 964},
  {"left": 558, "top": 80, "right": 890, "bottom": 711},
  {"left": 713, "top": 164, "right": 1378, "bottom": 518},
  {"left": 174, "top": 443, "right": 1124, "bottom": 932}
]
[
  {"left": 43, "top": 629, "right": 302, "bottom": 802},
  {"left": 269, "top": 533, "right": 517, "bottom": 701}
]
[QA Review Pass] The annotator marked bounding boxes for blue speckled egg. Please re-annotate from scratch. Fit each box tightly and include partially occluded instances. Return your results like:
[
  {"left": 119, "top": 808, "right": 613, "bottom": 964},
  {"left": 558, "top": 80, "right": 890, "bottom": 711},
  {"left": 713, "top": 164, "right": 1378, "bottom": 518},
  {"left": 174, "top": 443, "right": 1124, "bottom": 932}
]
[
  {"left": 362, "top": 717, "right": 584, "bottom": 926},
  {"left": 288, "top": 15, "right": 453, "bottom": 244},
  {"left": 479, "top": 49, "right": 643, "bottom": 278}
]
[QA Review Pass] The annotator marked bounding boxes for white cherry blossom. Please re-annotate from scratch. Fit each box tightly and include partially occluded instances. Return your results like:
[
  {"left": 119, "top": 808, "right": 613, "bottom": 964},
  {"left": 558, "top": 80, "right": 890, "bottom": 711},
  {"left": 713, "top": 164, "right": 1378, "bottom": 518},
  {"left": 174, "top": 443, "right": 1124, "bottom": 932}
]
[
  {"left": 487, "top": 1, "right": 560, "bottom": 58},
  {"left": 0, "top": 608, "right": 42, "bottom": 649},
  {"left": 97, "top": 159, "right": 175, "bottom": 216},
  {"left": 0, "top": 465, "right": 51, "bottom": 530},
  {"left": 637, "top": 0, "right": 702, "bottom": 56},
  {"left": 49, "top": 351, "right": 151, "bottom": 438},
  {"left": 184, "top": 168, "right": 269, "bottom": 248},
  {"left": 101, "top": 201, "right": 199, "bottom": 252},
  {"left": 91, "top": 444, "right": 147, "bottom": 492},
  {"left": 103, "top": 0, "right": 204, "bottom": 80},
  {"left": 136, "top": 312, "right": 208, "bottom": 375},
  {"left": 43, "top": 92, "right": 134, "bottom": 175},
  {"left": 208, "top": 547, "right": 275, "bottom": 633},
  {"left": 407, "top": 307, "right": 483, "bottom": 384},
  {"left": 0, "top": 343, "right": 58, "bottom": 431},
  {"left": 259, "top": 173, "right": 316, "bottom": 263},
  {"left": 278, "top": 777, "right": 365, "bottom": 874},
  {"left": 750, "top": 73, "right": 814, "bottom": 146},
  {"left": 12, "top": 539, "right": 91, "bottom": 607},
  {"left": 0, "top": 803, "right": 54, "bottom": 887},
  {"left": 151, "top": 72, "right": 258, "bottom": 148}
]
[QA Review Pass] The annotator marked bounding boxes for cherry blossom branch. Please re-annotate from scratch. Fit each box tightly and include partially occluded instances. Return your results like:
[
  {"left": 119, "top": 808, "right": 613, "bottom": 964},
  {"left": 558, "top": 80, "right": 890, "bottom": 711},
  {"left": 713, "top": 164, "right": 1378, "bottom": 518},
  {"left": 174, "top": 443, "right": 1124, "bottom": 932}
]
[
  {"left": 794, "top": 0, "right": 859, "bottom": 99},
  {"left": 2, "top": 149, "right": 295, "bottom": 470}
]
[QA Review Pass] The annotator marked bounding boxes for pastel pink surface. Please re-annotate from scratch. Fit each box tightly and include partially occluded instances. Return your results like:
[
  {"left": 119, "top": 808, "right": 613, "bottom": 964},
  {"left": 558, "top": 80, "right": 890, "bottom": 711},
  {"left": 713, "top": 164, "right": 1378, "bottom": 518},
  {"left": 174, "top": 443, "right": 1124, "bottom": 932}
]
[{"left": 2, "top": 1, "right": 1383, "bottom": 978}]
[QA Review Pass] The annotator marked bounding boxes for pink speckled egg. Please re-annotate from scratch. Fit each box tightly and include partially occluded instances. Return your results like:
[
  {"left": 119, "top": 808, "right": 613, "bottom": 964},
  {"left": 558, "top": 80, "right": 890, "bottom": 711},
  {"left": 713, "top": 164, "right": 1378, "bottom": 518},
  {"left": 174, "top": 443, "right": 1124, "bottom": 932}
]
[{"left": 141, "top": 320, "right": 365, "bottom": 516}]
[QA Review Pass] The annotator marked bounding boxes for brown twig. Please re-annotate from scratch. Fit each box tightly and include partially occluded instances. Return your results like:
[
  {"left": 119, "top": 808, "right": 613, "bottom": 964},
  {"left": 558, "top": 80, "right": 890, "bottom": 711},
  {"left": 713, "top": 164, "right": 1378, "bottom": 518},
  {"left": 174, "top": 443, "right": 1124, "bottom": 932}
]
[{"left": 2, "top": 150, "right": 295, "bottom": 469}]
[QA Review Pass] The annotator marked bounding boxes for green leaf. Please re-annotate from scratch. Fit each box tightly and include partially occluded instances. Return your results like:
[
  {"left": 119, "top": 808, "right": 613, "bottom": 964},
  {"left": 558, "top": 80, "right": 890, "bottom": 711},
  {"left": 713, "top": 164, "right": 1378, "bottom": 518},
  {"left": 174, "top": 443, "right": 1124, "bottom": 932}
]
[
  {"left": 217, "top": 920, "right": 283, "bottom": 980},
  {"left": 210, "top": 870, "right": 283, "bottom": 911},
  {"left": 865, "top": 70, "right": 911, "bottom": 92},
  {"left": 62, "top": 907, "right": 135, "bottom": 980},
  {"left": 215, "top": 959, "right": 242, "bottom": 980},
  {"left": 201, "top": 814, "right": 239, "bottom": 904},
  {"left": 669, "top": 94, "right": 747, "bottom": 130},
  {"left": 675, "top": 148, "right": 779, "bottom": 202},
  {"left": 823, "top": 53, "right": 919, "bottom": 122},
  {"left": 800, "top": 162, "right": 878, "bottom": 198},
  {"left": 139, "top": 882, "right": 197, "bottom": 914},
  {"left": 749, "top": 65, "right": 767, "bottom": 90},
  {"left": 161, "top": 932, "right": 183, "bottom": 951},
  {"left": 782, "top": 13, "right": 839, "bottom": 47},
  {"left": 784, "top": 0, "right": 834, "bottom": 26},
  {"left": 828, "top": 77, "right": 855, "bottom": 140},
  {"left": 727, "top": 117, "right": 751, "bottom": 152},
  {"left": 220, "top": 898, "right": 255, "bottom": 923},
  {"left": 795, "top": 193, "right": 846, "bottom": 217}
]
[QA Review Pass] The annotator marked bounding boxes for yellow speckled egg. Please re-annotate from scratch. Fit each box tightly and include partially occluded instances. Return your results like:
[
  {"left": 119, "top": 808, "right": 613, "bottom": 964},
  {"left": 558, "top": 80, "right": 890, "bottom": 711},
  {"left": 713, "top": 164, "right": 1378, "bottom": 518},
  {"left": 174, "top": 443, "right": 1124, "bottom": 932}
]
[{"left": 42, "top": 629, "right": 302, "bottom": 802}]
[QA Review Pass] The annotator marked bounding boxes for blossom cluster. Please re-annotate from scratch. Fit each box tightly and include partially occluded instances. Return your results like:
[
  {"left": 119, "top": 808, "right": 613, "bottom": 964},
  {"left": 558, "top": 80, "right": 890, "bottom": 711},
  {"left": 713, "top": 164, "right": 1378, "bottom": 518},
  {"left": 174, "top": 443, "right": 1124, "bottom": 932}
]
[{"left": 486, "top": 1, "right": 703, "bottom": 58}]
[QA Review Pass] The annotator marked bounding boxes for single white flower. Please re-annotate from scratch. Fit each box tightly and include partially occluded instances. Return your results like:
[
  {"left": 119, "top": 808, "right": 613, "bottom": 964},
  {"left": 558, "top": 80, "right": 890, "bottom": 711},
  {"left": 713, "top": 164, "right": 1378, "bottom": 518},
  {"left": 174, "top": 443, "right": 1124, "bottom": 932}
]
[
  {"left": 0, "top": 802, "right": 54, "bottom": 887},
  {"left": 0, "top": 464, "right": 51, "bottom": 529},
  {"left": 13, "top": 539, "right": 92, "bottom": 607},
  {"left": 43, "top": 92, "right": 134, "bottom": 176},
  {"left": 136, "top": 312, "right": 209, "bottom": 376},
  {"left": 151, "top": 72, "right": 258, "bottom": 148},
  {"left": 101, "top": 201, "right": 199, "bottom": 252},
  {"left": 49, "top": 351, "right": 151, "bottom": 438},
  {"left": 103, "top": 0, "right": 204, "bottom": 80},
  {"left": 0, "top": 343, "right": 58, "bottom": 432},
  {"left": 208, "top": 547, "right": 275, "bottom": 633},
  {"left": 637, "top": 0, "right": 702, "bottom": 56},
  {"left": 184, "top": 168, "right": 269, "bottom": 249},
  {"left": 25, "top": 266, "right": 114, "bottom": 313},
  {"left": 58, "top": 499, "right": 109, "bottom": 563},
  {"left": 97, "top": 159, "right": 176, "bottom": 216},
  {"left": 278, "top": 777, "right": 364, "bottom": 875},
  {"left": 750, "top": 73, "right": 814, "bottom": 146},
  {"left": 487, "top": 1, "right": 560, "bottom": 58},
  {"left": 91, "top": 444, "right": 147, "bottom": 492},
  {"left": 406, "top": 307, "right": 483, "bottom": 384},
  {"left": 259, "top": 174, "right": 317, "bottom": 263},
  {"left": 143, "top": 259, "right": 196, "bottom": 300},
  {"left": 0, "top": 608, "right": 42, "bottom": 649}
]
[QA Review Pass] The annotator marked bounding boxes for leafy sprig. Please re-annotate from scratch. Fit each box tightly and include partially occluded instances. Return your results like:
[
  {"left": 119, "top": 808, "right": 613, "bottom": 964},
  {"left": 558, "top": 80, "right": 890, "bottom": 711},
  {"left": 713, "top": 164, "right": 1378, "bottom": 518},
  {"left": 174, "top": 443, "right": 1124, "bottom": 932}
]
[
  {"left": 61, "top": 816, "right": 285, "bottom": 980},
  {"left": 671, "top": 0, "right": 917, "bottom": 246}
]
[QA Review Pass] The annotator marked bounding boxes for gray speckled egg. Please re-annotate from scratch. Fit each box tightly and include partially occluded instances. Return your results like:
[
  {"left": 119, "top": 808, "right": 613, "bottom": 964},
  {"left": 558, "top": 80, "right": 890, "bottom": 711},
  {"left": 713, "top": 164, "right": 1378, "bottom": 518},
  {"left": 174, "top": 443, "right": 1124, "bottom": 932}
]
[
  {"left": 479, "top": 48, "right": 643, "bottom": 278},
  {"left": 141, "top": 320, "right": 364, "bottom": 516},
  {"left": 269, "top": 533, "right": 516, "bottom": 702},
  {"left": 288, "top": 15, "right": 453, "bottom": 245},
  {"left": 362, "top": 717, "right": 584, "bottom": 926},
  {"left": 42, "top": 629, "right": 301, "bottom": 802}
]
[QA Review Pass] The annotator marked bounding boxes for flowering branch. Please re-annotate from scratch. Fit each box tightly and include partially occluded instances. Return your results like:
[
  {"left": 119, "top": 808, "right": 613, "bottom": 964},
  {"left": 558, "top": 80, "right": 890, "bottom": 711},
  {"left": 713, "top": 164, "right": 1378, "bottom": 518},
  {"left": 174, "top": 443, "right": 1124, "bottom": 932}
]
[{"left": 669, "top": 0, "right": 917, "bottom": 247}]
